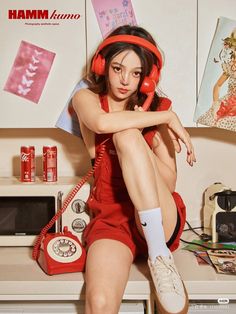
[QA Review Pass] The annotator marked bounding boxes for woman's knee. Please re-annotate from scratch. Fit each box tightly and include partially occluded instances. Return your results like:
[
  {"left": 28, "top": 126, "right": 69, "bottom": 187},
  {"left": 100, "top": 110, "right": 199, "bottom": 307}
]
[
  {"left": 113, "top": 129, "right": 142, "bottom": 153},
  {"left": 86, "top": 288, "right": 119, "bottom": 314}
]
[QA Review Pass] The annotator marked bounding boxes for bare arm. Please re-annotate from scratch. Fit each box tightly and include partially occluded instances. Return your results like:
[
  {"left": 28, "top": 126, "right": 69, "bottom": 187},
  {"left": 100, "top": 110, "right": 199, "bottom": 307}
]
[
  {"left": 72, "top": 88, "right": 195, "bottom": 163},
  {"left": 213, "top": 73, "right": 229, "bottom": 102},
  {"left": 73, "top": 89, "right": 173, "bottom": 133}
]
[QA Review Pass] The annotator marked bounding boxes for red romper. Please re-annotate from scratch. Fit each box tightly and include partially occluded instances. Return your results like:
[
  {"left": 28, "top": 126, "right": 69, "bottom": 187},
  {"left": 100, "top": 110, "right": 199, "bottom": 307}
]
[{"left": 83, "top": 95, "right": 186, "bottom": 260}]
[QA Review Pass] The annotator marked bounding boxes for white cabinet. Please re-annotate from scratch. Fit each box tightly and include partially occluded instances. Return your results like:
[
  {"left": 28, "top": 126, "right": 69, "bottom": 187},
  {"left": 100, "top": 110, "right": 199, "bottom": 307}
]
[
  {"left": 0, "top": 301, "right": 145, "bottom": 314},
  {"left": 86, "top": 0, "right": 197, "bottom": 126},
  {"left": 0, "top": 0, "right": 86, "bottom": 127}
]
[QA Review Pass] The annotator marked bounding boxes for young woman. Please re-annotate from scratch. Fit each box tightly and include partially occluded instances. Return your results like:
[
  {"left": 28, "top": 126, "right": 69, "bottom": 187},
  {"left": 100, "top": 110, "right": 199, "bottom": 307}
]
[{"left": 73, "top": 25, "right": 196, "bottom": 314}]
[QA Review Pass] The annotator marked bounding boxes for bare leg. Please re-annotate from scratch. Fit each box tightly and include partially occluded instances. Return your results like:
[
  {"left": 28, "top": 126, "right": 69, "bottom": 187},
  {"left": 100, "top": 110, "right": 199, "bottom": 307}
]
[
  {"left": 113, "top": 128, "right": 188, "bottom": 314},
  {"left": 85, "top": 239, "right": 133, "bottom": 314},
  {"left": 113, "top": 129, "right": 177, "bottom": 241}
]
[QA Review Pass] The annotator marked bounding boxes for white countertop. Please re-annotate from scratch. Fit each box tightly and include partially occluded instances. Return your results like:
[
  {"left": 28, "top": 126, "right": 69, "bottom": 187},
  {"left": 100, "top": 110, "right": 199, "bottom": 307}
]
[
  {"left": 0, "top": 242, "right": 236, "bottom": 301},
  {"left": 0, "top": 246, "right": 151, "bottom": 301}
]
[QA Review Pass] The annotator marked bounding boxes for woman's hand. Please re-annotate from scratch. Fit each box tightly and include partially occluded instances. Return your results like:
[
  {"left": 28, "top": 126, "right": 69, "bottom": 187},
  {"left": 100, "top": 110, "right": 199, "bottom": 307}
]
[
  {"left": 166, "top": 111, "right": 196, "bottom": 166},
  {"left": 167, "top": 129, "right": 181, "bottom": 153},
  {"left": 134, "top": 105, "right": 196, "bottom": 166},
  {"left": 134, "top": 105, "right": 144, "bottom": 112},
  {"left": 134, "top": 105, "right": 144, "bottom": 131}
]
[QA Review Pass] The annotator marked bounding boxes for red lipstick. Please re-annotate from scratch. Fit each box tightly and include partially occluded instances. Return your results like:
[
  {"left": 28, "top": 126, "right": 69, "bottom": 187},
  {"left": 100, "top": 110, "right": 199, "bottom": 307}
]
[{"left": 118, "top": 88, "right": 129, "bottom": 94}]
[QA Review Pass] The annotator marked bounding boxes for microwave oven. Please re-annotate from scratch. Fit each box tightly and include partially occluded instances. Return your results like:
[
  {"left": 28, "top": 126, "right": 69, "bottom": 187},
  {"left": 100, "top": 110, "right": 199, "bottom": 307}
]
[{"left": 0, "top": 177, "right": 90, "bottom": 246}]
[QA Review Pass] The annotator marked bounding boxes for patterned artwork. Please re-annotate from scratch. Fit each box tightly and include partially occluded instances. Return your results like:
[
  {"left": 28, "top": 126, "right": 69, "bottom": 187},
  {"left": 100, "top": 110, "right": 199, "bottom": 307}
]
[
  {"left": 91, "top": 0, "right": 137, "bottom": 38},
  {"left": 4, "top": 41, "right": 55, "bottom": 103},
  {"left": 194, "top": 17, "right": 236, "bottom": 132}
]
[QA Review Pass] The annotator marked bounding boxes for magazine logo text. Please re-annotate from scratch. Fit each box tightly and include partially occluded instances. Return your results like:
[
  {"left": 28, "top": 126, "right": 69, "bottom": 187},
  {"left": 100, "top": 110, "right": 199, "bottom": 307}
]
[{"left": 8, "top": 10, "right": 80, "bottom": 20}]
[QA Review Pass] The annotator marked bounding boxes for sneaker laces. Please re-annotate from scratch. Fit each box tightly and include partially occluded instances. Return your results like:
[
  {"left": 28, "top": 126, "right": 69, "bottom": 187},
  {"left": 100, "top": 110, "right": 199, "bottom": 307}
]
[{"left": 150, "top": 256, "right": 184, "bottom": 296}]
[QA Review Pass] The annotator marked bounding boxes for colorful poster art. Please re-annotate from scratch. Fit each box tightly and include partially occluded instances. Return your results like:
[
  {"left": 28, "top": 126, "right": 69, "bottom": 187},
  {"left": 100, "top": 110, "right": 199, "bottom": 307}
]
[
  {"left": 194, "top": 17, "right": 236, "bottom": 132},
  {"left": 91, "top": 0, "right": 137, "bottom": 38},
  {"left": 4, "top": 41, "right": 55, "bottom": 104}
]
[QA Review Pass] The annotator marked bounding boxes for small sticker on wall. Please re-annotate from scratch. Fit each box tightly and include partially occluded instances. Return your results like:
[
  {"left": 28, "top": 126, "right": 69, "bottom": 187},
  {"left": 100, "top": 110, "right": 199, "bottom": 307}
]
[
  {"left": 91, "top": 0, "right": 137, "bottom": 38},
  {"left": 4, "top": 41, "right": 55, "bottom": 104}
]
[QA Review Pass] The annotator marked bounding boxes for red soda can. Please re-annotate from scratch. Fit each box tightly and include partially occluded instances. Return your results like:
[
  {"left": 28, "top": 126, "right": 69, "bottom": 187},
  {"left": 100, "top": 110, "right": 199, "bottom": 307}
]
[
  {"left": 43, "top": 146, "right": 57, "bottom": 182},
  {"left": 20, "top": 146, "right": 35, "bottom": 182}
]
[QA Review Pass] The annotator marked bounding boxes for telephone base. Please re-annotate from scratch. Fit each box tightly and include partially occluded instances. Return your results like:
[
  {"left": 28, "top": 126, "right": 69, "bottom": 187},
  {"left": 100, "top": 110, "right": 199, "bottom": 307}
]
[{"left": 37, "top": 248, "right": 86, "bottom": 275}]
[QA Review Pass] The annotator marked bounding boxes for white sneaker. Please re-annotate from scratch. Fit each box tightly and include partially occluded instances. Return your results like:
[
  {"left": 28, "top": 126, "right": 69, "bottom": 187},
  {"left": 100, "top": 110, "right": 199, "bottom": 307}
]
[{"left": 148, "top": 254, "right": 188, "bottom": 314}]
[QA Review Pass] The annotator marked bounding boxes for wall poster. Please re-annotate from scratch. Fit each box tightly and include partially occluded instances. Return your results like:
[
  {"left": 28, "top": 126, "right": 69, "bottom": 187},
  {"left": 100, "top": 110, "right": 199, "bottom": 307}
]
[
  {"left": 194, "top": 17, "right": 236, "bottom": 132},
  {"left": 4, "top": 41, "right": 55, "bottom": 104}
]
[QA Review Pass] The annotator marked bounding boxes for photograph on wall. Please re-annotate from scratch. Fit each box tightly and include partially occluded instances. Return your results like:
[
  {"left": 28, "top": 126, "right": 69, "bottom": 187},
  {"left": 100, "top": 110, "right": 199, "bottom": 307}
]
[
  {"left": 4, "top": 41, "right": 55, "bottom": 104},
  {"left": 91, "top": 0, "right": 137, "bottom": 38},
  {"left": 194, "top": 17, "right": 236, "bottom": 132}
]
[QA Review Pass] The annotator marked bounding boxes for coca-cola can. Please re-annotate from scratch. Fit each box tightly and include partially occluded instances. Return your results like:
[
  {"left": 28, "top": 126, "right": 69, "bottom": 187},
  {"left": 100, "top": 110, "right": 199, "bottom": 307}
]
[
  {"left": 43, "top": 146, "right": 57, "bottom": 182},
  {"left": 20, "top": 146, "right": 35, "bottom": 182}
]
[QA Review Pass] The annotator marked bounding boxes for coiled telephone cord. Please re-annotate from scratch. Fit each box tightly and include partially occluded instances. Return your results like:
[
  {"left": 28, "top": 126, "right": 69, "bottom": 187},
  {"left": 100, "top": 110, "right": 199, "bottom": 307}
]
[{"left": 32, "top": 140, "right": 108, "bottom": 260}]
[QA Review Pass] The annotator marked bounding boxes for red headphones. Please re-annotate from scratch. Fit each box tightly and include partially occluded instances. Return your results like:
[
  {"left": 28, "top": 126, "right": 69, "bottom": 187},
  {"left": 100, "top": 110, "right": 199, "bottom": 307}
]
[{"left": 91, "top": 34, "right": 163, "bottom": 94}]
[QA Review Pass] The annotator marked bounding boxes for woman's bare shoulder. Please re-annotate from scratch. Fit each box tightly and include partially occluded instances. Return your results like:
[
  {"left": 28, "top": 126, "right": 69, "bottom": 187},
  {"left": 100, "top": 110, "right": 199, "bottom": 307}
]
[
  {"left": 73, "top": 88, "right": 97, "bottom": 100},
  {"left": 72, "top": 88, "right": 99, "bottom": 108}
]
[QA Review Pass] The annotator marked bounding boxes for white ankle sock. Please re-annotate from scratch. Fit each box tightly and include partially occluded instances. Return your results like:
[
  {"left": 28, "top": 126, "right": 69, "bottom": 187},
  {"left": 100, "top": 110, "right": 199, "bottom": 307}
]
[{"left": 138, "top": 207, "right": 170, "bottom": 261}]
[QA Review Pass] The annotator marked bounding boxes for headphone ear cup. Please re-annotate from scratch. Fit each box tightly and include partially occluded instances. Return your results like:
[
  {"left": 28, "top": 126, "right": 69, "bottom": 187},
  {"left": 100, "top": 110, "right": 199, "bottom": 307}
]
[
  {"left": 140, "top": 64, "right": 159, "bottom": 94},
  {"left": 92, "top": 54, "right": 106, "bottom": 76}
]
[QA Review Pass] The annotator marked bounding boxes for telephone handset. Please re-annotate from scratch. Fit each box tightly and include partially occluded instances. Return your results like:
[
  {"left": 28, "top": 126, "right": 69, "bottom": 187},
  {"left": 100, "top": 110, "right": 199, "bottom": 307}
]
[
  {"left": 140, "top": 63, "right": 159, "bottom": 111},
  {"left": 142, "top": 92, "right": 155, "bottom": 111},
  {"left": 32, "top": 144, "right": 106, "bottom": 275}
]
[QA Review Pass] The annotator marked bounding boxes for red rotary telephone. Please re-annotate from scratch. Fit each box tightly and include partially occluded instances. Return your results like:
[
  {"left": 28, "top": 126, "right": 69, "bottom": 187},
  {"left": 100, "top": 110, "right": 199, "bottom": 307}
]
[{"left": 37, "top": 226, "right": 86, "bottom": 275}]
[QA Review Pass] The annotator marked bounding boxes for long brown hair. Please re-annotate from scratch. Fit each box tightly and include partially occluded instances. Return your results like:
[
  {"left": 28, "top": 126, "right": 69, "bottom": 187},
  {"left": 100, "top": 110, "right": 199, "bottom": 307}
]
[{"left": 87, "top": 25, "right": 163, "bottom": 111}]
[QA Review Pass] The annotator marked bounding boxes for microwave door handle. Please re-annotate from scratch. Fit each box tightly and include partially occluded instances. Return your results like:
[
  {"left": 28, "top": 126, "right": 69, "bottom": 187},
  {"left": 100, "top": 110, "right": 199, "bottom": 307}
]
[{"left": 56, "top": 191, "right": 63, "bottom": 233}]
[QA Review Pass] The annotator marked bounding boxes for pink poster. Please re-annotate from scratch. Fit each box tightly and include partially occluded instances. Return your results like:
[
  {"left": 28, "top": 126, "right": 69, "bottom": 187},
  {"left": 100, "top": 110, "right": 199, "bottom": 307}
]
[
  {"left": 4, "top": 41, "right": 55, "bottom": 104},
  {"left": 91, "top": 0, "right": 137, "bottom": 38}
]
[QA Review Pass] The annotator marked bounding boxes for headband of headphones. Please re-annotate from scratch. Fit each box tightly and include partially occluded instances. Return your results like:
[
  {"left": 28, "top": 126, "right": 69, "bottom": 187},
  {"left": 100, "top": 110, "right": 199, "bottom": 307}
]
[{"left": 92, "top": 34, "right": 163, "bottom": 71}]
